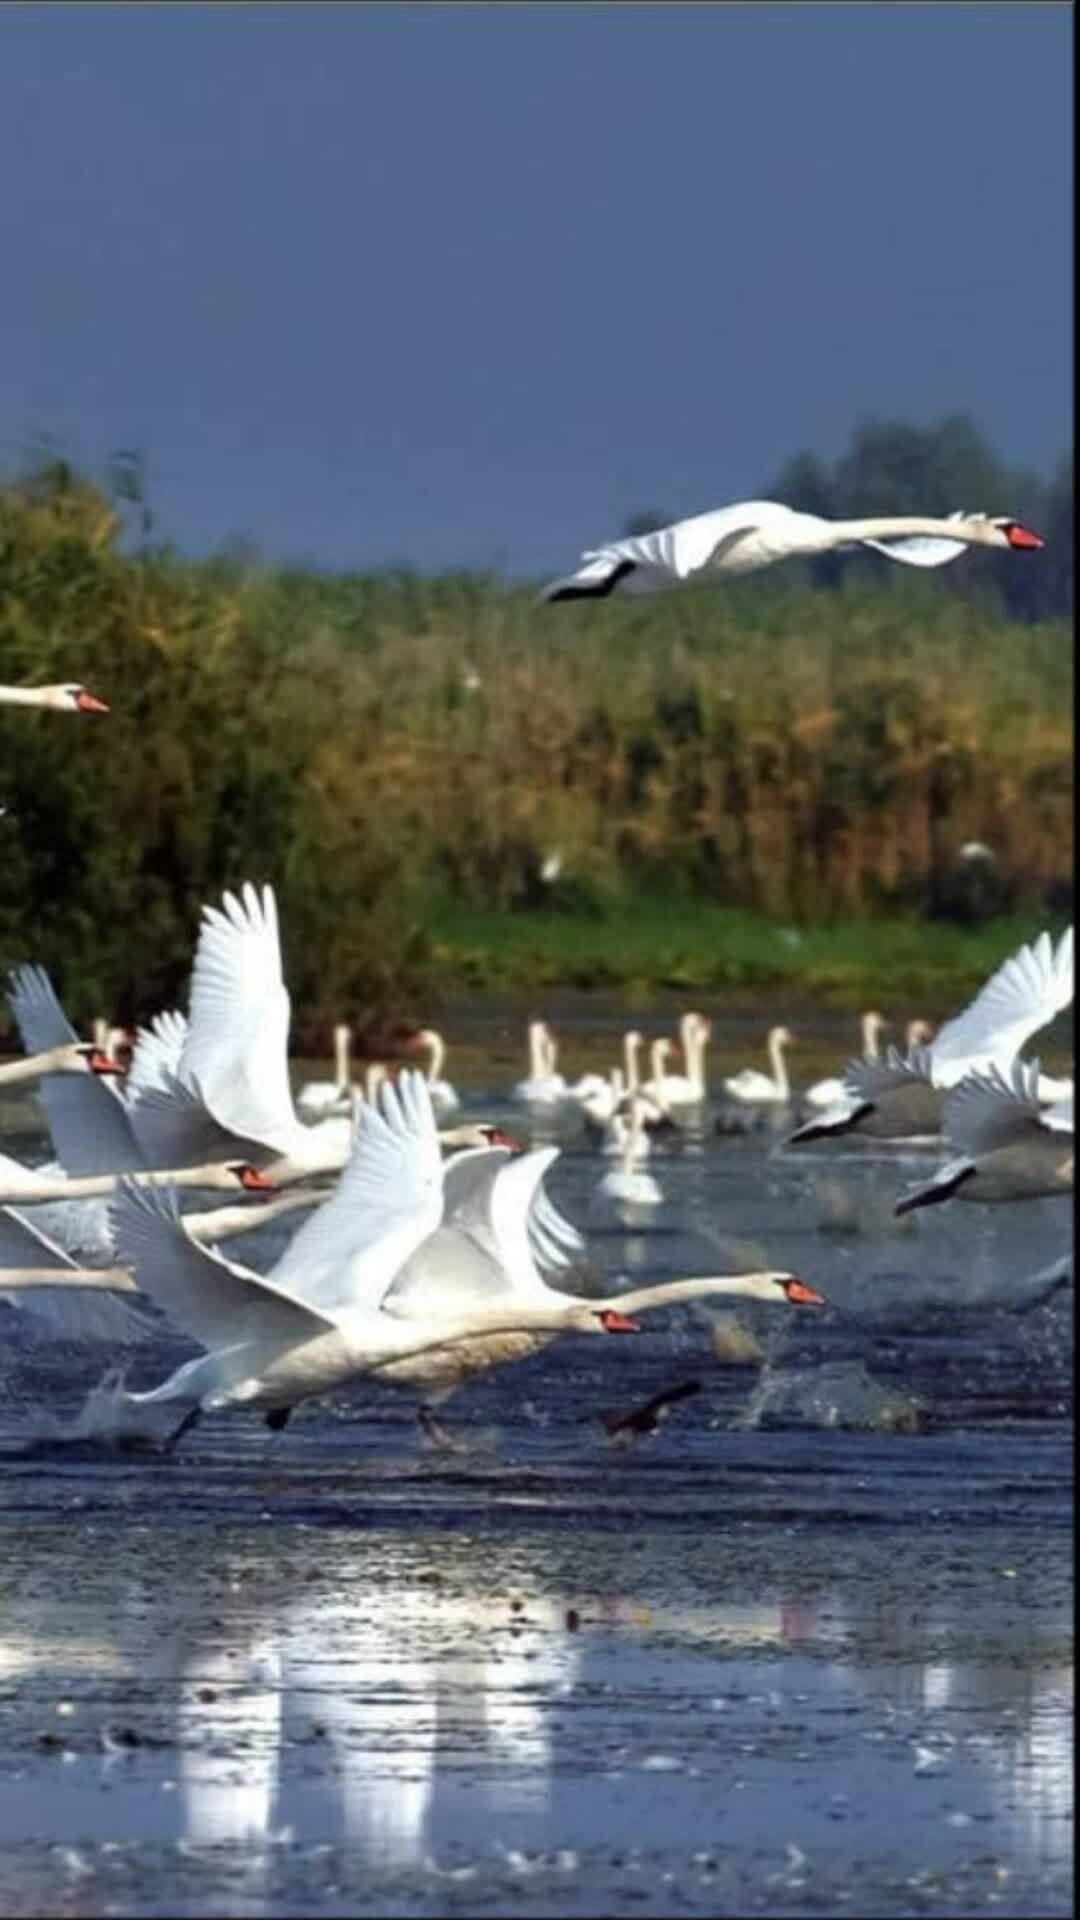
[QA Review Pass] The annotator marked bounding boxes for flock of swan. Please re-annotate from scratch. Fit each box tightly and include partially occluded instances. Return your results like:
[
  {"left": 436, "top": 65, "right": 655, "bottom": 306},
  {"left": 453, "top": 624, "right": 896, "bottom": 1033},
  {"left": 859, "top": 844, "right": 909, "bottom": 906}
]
[{"left": 0, "top": 486, "right": 1069, "bottom": 1455}]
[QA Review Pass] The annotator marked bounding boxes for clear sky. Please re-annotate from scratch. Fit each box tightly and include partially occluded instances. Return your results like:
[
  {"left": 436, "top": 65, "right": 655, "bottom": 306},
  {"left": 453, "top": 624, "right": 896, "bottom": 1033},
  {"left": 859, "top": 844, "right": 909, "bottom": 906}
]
[{"left": 0, "top": 3, "right": 1071, "bottom": 575}]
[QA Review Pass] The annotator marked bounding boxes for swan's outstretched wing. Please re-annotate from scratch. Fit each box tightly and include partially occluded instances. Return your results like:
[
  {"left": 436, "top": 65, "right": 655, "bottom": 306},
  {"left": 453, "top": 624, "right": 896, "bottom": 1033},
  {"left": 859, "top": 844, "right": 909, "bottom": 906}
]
[
  {"left": 6, "top": 965, "right": 144, "bottom": 1176},
  {"left": 440, "top": 1146, "right": 512, "bottom": 1241},
  {"left": 528, "top": 1180, "right": 586, "bottom": 1273},
  {"left": 929, "top": 929, "right": 1074, "bottom": 1086},
  {"left": 125, "top": 1067, "right": 264, "bottom": 1170},
  {"left": 844, "top": 1044, "right": 935, "bottom": 1102},
  {"left": 944, "top": 1059, "right": 1073, "bottom": 1158},
  {"left": 861, "top": 513, "right": 968, "bottom": 569},
  {"left": 109, "top": 1179, "right": 334, "bottom": 1354},
  {"left": 176, "top": 884, "right": 298, "bottom": 1156},
  {"left": 267, "top": 1071, "right": 445, "bottom": 1321},
  {"left": 488, "top": 1146, "right": 562, "bottom": 1298},
  {"left": 124, "top": 1010, "right": 189, "bottom": 1104},
  {"left": 0, "top": 1202, "right": 154, "bottom": 1342}
]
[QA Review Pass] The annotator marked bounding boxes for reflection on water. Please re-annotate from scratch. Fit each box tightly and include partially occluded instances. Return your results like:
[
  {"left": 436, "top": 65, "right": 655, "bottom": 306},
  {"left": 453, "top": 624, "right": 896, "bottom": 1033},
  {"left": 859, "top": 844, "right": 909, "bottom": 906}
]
[{"left": 0, "top": 1525, "right": 1071, "bottom": 1915}]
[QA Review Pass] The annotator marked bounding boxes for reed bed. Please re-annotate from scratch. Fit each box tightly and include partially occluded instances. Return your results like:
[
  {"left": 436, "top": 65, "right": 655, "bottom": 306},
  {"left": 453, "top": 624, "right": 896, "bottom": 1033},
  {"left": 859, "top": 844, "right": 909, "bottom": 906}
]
[{"left": 0, "top": 465, "right": 1072, "bottom": 1029}]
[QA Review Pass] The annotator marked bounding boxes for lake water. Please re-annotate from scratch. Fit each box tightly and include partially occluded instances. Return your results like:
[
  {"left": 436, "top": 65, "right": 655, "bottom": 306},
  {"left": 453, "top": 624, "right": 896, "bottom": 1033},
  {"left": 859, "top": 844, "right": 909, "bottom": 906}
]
[{"left": 0, "top": 1003, "right": 1072, "bottom": 1917}]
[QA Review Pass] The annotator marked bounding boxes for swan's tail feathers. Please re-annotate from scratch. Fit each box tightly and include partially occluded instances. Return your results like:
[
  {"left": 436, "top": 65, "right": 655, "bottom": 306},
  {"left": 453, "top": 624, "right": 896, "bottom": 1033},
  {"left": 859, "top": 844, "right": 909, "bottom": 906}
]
[
  {"left": 860, "top": 513, "right": 969, "bottom": 570},
  {"left": 538, "top": 557, "right": 638, "bottom": 603},
  {"left": 894, "top": 1159, "right": 976, "bottom": 1216}
]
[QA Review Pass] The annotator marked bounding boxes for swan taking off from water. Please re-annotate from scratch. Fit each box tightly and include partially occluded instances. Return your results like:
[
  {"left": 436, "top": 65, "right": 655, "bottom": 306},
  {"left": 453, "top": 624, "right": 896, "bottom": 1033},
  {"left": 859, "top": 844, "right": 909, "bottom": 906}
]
[
  {"left": 893, "top": 1059, "right": 1074, "bottom": 1214},
  {"left": 539, "top": 502, "right": 1045, "bottom": 601},
  {"left": 789, "top": 928, "right": 1073, "bottom": 1145},
  {"left": 0, "top": 683, "right": 110, "bottom": 713}
]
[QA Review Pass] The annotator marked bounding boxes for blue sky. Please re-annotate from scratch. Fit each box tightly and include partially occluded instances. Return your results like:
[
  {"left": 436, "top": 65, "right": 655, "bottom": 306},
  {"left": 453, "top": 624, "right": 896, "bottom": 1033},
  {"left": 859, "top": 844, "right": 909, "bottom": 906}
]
[{"left": 0, "top": 4, "right": 1071, "bottom": 574}]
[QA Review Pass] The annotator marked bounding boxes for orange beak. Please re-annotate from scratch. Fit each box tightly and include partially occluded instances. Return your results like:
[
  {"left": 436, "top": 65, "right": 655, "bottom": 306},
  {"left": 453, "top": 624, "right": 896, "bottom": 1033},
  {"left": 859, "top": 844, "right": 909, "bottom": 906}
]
[
  {"left": 784, "top": 1279, "right": 825, "bottom": 1306},
  {"left": 87, "top": 1049, "right": 125, "bottom": 1076},
  {"left": 489, "top": 1127, "right": 524, "bottom": 1149},
  {"left": 75, "top": 689, "right": 110, "bottom": 713},
  {"left": 598, "top": 1308, "right": 641, "bottom": 1333},
  {"left": 239, "top": 1165, "right": 277, "bottom": 1192},
  {"left": 1005, "top": 523, "right": 1045, "bottom": 551}
]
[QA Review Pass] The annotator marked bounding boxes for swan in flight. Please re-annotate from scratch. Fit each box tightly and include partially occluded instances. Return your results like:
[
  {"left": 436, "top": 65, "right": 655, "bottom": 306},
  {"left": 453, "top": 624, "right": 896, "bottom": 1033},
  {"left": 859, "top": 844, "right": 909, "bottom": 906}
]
[
  {"left": 539, "top": 502, "right": 1045, "bottom": 601},
  {"left": 723, "top": 1026, "right": 795, "bottom": 1104},
  {"left": 803, "top": 1011, "right": 888, "bottom": 1110},
  {"left": 103, "top": 1073, "right": 637, "bottom": 1450},
  {"left": 0, "top": 682, "right": 110, "bottom": 713},
  {"left": 893, "top": 1060, "right": 1073, "bottom": 1215},
  {"left": 789, "top": 928, "right": 1073, "bottom": 1145},
  {"left": 102, "top": 1071, "right": 822, "bottom": 1451}
]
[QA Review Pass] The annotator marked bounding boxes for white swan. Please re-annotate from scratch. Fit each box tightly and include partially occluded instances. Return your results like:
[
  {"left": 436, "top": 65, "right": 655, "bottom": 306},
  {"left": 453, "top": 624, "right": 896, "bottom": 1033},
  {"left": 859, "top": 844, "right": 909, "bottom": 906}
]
[
  {"left": 414, "top": 1027, "right": 460, "bottom": 1117},
  {"left": 789, "top": 928, "right": 1073, "bottom": 1145},
  {"left": 894, "top": 1059, "right": 1074, "bottom": 1214},
  {"left": 723, "top": 1026, "right": 795, "bottom": 1104},
  {"left": 539, "top": 502, "right": 1045, "bottom": 601},
  {"left": 0, "top": 1158, "right": 277, "bottom": 1206},
  {"left": 595, "top": 1098, "right": 663, "bottom": 1229},
  {"left": 102, "top": 1072, "right": 823, "bottom": 1450},
  {"left": 640, "top": 1013, "right": 710, "bottom": 1109},
  {"left": 804, "top": 1011, "right": 888, "bottom": 1109},
  {"left": 510, "top": 1021, "right": 566, "bottom": 1104},
  {"left": 578, "top": 1067, "right": 626, "bottom": 1129},
  {"left": 296, "top": 1025, "right": 354, "bottom": 1118},
  {"left": 0, "top": 682, "right": 109, "bottom": 713}
]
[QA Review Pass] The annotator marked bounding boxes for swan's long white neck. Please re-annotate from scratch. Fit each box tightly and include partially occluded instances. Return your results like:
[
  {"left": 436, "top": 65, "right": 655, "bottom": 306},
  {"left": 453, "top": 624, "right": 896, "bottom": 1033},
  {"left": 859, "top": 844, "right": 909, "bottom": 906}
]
[
  {"left": 332, "top": 1025, "right": 351, "bottom": 1090},
  {"left": 0, "top": 1163, "right": 264, "bottom": 1203},
  {"left": 824, "top": 514, "right": 993, "bottom": 548},
  {"left": 0, "top": 1046, "right": 86, "bottom": 1086},
  {"left": 424, "top": 1029, "right": 446, "bottom": 1084},
  {"left": 526, "top": 1022, "right": 546, "bottom": 1082},
  {"left": 601, "top": 1275, "right": 780, "bottom": 1313},
  {"left": 680, "top": 1015, "right": 708, "bottom": 1095},
  {"left": 767, "top": 1029, "right": 791, "bottom": 1097},
  {"left": 623, "top": 1032, "right": 642, "bottom": 1093},
  {"left": 0, "top": 1267, "right": 137, "bottom": 1290},
  {"left": 0, "top": 684, "right": 67, "bottom": 710},
  {"left": 859, "top": 1011, "right": 886, "bottom": 1059}
]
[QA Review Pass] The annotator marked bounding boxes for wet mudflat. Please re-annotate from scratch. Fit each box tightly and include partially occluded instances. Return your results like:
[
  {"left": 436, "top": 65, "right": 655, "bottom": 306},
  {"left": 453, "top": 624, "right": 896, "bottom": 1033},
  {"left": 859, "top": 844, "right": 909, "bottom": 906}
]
[{"left": 0, "top": 1030, "right": 1072, "bottom": 1918}]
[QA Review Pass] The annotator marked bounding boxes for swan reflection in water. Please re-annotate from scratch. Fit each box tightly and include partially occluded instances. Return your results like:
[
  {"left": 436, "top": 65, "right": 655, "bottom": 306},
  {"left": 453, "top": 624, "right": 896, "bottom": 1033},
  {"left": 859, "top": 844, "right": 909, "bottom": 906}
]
[{"left": 0, "top": 1540, "right": 1071, "bottom": 1897}]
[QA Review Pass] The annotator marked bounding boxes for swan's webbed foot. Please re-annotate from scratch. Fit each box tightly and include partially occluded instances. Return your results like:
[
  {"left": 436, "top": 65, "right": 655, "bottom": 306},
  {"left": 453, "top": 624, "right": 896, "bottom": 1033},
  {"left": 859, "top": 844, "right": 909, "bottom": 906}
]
[
  {"left": 162, "top": 1404, "right": 202, "bottom": 1455},
  {"left": 265, "top": 1406, "right": 292, "bottom": 1432}
]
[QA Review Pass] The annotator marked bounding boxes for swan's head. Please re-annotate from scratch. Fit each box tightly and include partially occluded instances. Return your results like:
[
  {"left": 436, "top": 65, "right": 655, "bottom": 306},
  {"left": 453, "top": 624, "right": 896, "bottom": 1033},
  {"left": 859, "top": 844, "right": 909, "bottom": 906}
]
[
  {"left": 78, "top": 1042, "right": 126, "bottom": 1077},
  {"left": 957, "top": 514, "right": 1044, "bottom": 551},
  {"left": 593, "top": 1307, "right": 641, "bottom": 1333},
  {"left": 55, "top": 684, "right": 110, "bottom": 714},
  {"left": 741, "top": 1270, "right": 825, "bottom": 1306},
  {"left": 991, "top": 516, "right": 1044, "bottom": 551},
  {"left": 770, "top": 1027, "right": 795, "bottom": 1047},
  {"left": 230, "top": 1163, "right": 279, "bottom": 1192}
]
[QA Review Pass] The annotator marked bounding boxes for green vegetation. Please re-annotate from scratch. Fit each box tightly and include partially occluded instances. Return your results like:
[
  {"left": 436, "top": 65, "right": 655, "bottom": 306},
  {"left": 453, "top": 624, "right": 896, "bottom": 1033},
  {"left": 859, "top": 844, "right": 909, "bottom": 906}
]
[{"left": 0, "top": 438, "right": 1072, "bottom": 1038}]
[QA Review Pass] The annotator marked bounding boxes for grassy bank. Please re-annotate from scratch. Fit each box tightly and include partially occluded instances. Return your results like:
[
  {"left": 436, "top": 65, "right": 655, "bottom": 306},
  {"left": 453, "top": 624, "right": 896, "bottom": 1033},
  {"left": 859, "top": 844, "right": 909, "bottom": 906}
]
[{"left": 423, "top": 900, "right": 1069, "bottom": 1001}]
